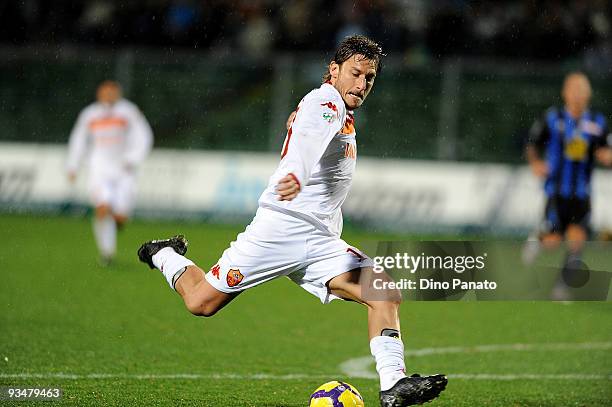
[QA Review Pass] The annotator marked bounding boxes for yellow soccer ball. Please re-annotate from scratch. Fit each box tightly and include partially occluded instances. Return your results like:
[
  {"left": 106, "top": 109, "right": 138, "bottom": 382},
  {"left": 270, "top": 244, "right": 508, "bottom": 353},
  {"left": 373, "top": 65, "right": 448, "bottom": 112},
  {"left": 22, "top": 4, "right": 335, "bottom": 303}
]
[{"left": 309, "top": 380, "right": 365, "bottom": 407}]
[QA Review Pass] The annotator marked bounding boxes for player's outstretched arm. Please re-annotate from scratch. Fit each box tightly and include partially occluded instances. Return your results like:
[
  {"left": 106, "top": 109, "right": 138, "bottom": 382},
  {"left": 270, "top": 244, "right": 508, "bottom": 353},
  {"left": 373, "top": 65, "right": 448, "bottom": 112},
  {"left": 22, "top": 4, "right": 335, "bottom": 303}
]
[
  {"left": 66, "top": 110, "right": 90, "bottom": 182},
  {"left": 526, "top": 145, "right": 548, "bottom": 178},
  {"left": 525, "top": 116, "right": 550, "bottom": 178}
]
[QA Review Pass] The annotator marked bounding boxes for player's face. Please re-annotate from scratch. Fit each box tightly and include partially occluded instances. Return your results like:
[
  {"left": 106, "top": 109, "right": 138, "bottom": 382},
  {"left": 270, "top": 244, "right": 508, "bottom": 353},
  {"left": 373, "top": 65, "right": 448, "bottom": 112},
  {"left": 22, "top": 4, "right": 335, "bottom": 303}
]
[
  {"left": 562, "top": 75, "right": 591, "bottom": 114},
  {"left": 329, "top": 54, "right": 377, "bottom": 110},
  {"left": 96, "top": 84, "right": 121, "bottom": 106}
]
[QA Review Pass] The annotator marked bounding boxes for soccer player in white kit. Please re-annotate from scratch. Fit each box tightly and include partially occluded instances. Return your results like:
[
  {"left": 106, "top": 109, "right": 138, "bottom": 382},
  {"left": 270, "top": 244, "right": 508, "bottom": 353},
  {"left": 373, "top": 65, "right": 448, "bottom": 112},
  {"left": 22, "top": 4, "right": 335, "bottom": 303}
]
[
  {"left": 138, "top": 36, "right": 446, "bottom": 406},
  {"left": 67, "top": 80, "right": 153, "bottom": 265}
]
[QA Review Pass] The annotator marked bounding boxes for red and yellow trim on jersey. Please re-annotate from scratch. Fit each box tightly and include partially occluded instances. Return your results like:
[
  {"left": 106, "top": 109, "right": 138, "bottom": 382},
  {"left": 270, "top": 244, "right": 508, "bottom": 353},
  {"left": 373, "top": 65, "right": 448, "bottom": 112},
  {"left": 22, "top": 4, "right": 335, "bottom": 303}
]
[
  {"left": 89, "top": 117, "right": 128, "bottom": 131},
  {"left": 341, "top": 113, "right": 355, "bottom": 135},
  {"left": 281, "top": 106, "right": 300, "bottom": 159}
]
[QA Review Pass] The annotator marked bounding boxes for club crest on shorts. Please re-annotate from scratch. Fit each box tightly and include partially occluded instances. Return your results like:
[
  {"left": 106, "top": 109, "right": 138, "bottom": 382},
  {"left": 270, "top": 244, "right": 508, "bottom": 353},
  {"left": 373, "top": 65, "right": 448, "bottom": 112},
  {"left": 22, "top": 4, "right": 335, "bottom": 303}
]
[{"left": 227, "top": 268, "right": 244, "bottom": 287}]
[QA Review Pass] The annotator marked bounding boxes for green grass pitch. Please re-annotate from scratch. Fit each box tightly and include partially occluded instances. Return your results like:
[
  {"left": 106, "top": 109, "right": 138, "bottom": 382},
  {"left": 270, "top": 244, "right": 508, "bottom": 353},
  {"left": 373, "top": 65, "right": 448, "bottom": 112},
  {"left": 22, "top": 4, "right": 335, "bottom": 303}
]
[{"left": 1, "top": 213, "right": 610, "bottom": 406}]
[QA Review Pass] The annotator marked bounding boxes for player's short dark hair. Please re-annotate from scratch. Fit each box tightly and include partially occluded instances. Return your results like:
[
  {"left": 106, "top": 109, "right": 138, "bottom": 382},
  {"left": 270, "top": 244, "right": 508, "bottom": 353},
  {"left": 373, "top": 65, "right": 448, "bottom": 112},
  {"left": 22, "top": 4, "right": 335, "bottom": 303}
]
[{"left": 323, "top": 35, "right": 385, "bottom": 83}]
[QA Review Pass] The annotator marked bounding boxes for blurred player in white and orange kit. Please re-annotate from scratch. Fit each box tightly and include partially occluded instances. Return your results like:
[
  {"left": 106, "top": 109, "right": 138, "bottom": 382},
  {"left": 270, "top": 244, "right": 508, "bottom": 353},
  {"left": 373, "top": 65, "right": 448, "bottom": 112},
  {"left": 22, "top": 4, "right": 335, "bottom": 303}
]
[
  {"left": 138, "top": 36, "right": 446, "bottom": 406},
  {"left": 67, "top": 80, "right": 153, "bottom": 265}
]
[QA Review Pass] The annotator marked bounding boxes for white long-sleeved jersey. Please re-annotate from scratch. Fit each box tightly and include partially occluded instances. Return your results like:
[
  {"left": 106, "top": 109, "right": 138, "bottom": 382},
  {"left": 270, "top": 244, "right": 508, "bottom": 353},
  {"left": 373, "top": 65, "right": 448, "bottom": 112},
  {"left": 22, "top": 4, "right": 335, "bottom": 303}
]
[
  {"left": 66, "top": 99, "right": 153, "bottom": 178},
  {"left": 259, "top": 83, "right": 358, "bottom": 237}
]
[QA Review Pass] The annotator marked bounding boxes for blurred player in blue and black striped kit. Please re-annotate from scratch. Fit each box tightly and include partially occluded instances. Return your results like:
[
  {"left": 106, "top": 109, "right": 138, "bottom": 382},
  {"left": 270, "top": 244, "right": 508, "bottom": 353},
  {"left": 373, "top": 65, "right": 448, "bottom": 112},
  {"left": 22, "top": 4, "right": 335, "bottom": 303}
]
[{"left": 523, "top": 72, "right": 612, "bottom": 299}]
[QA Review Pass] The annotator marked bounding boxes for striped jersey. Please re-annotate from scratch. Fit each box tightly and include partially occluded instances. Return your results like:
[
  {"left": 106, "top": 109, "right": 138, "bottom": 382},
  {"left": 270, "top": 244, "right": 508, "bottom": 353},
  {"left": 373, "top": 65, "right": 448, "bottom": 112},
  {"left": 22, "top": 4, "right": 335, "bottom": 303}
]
[
  {"left": 67, "top": 99, "right": 153, "bottom": 178},
  {"left": 528, "top": 107, "right": 610, "bottom": 199}
]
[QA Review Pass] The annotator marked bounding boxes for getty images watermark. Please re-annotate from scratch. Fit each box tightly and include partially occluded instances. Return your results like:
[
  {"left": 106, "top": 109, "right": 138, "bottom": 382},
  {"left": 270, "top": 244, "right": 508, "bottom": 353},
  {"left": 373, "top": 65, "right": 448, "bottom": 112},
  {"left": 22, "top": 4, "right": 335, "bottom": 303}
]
[
  {"left": 372, "top": 251, "right": 496, "bottom": 291},
  {"left": 360, "top": 241, "right": 612, "bottom": 301}
]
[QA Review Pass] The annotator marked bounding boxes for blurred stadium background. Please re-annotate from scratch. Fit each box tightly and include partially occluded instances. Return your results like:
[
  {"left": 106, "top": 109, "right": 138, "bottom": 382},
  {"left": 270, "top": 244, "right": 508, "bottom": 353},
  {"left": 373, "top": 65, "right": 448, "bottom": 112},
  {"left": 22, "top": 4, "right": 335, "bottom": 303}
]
[
  {"left": 0, "top": 0, "right": 612, "bottom": 234},
  {"left": 1, "top": 2, "right": 611, "bottom": 406},
  {"left": 1, "top": 0, "right": 611, "bottom": 235}
]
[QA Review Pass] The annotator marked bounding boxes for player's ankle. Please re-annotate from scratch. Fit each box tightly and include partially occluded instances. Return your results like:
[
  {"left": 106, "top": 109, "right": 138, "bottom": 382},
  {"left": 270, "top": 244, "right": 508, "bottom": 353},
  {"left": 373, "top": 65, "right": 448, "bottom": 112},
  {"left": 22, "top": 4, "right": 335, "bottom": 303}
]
[
  {"left": 370, "top": 330, "right": 407, "bottom": 391},
  {"left": 152, "top": 247, "right": 195, "bottom": 289}
]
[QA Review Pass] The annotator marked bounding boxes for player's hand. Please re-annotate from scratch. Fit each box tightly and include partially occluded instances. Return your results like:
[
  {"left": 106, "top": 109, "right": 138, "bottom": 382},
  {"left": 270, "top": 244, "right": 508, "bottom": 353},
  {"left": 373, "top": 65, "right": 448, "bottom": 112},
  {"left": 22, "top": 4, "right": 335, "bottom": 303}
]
[
  {"left": 67, "top": 172, "right": 77, "bottom": 184},
  {"left": 276, "top": 174, "right": 301, "bottom": 201},
  {"left": 286, "top": 111, "right": 297, "bottom": 130},
  {"left": 595, "top": 147, "right": 612, "bottom": 167},
  {"left": 530, "top": 160, "right": 548, "bottom": 178}
]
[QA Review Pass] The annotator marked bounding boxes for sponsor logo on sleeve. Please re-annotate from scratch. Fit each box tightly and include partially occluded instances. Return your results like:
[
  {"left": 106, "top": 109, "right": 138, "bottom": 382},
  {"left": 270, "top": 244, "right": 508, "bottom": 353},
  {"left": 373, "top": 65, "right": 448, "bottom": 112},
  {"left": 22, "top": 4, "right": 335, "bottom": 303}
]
[
  {"left": 322, "top": 112, "right": 334, "bottom": 123},
  {"left": 320, "top": 102, "right": 339, "bottom": 123},
  {"left": 210, "top": 264, "right": 221, "bottom": 279}
]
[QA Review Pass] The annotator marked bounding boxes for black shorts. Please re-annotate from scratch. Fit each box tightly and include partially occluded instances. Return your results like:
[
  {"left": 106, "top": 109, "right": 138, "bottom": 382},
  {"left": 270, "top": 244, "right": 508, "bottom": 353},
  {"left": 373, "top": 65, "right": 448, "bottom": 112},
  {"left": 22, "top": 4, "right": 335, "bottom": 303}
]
[{"left": 543, "top": 195, "right": 591, "bottom": 234}]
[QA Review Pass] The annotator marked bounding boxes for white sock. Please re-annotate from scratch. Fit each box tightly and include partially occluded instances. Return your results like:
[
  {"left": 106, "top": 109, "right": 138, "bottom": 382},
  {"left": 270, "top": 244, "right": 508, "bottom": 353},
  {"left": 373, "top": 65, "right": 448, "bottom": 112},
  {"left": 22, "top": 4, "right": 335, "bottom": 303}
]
[
  {"left": 93, "top": 216, "right": 116, "bottom": 259},
  {"left": 370, "top": 335, "right": 407, "bottom": 391},
  {"left": 152, "top": 247, "right": 194, "bottom": 289}
]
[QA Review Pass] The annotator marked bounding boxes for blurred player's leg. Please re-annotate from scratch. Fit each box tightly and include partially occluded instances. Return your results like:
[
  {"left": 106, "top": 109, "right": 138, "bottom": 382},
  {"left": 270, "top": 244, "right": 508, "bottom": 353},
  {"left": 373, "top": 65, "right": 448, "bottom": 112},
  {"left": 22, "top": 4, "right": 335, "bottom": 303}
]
[
  {"left": 89, "top": 178, "right": 119, "bottom": 265},
  {"left": 551, "top": 224, "right": 588, "bottom": 300},
  {"left": 565, "top": 224, "right": 587, "bottom": 255},
  {"left": 522, "top": 198, "right": 563, "bottom": 265},
  {"left": 93, "top": 204, "right": 117, "bottom": 265},
  {"left": 550, "top": 198, "right": 589, "bottom": 300},
  {"left": 521, "top": 230, "right": 541, "bottom": 265},
  {"left": 541, "top": 232, "right": 563, "bottom": 249},
  {"left": 113, "top": 214, "right": 128, "bottom": 231},
  {"left": 112, "top": 173, "right": 136, "bottom": 231}
]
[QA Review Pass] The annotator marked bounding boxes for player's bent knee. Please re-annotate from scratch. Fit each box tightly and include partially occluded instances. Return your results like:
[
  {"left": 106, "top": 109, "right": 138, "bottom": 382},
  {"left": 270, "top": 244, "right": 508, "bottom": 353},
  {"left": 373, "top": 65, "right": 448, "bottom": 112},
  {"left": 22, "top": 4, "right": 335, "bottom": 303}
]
[
  {"left": 185, "top": 300, "right": 218, "bottom": 318},
  {"left": 388, "top": 291, "right": 403, "bottom": 307},
  {"left": 371, "top": 295, "right": 402, "bottom": 309},
  {"left": 198, "top": 306, "right": 220, "bottom": 318},
  {"left": 372, "top": 275, "right": 403, "bottom": 306},
  {"left": 362, "top": 289, "right": 402, "bottom": 311},
  {"left": 181, "top": 275, "right": 237, "bottom": 318},
  {"left": 184, "top": 295, "right": 220, "bottom": 318}
]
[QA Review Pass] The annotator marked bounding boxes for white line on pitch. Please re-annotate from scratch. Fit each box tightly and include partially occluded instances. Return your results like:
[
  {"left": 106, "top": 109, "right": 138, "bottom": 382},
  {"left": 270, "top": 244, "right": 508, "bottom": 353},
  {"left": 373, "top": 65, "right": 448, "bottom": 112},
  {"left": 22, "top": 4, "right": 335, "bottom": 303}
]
[
  {"left": 2, "top": 342, "right": 610, "bottom": 382},
  {"left": 449, "top": 374, "right": 611, "bottom": 380},
  {"left": 404, "top": 341, "right": 612, "bottom": 357},
  {"left": 339, "top": 341, "right": 612, "bottom": 379}
]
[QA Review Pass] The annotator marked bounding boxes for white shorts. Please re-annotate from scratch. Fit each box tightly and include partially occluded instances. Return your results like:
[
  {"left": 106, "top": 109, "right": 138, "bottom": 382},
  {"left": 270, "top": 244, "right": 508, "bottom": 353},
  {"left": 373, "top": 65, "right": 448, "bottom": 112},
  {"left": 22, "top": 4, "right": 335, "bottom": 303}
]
[
  {"left": 204, "top": 207, "right": 373, "bottom": 303},
  {"left": 88, "top": 172, "right": 136, "bottom": 215}
]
